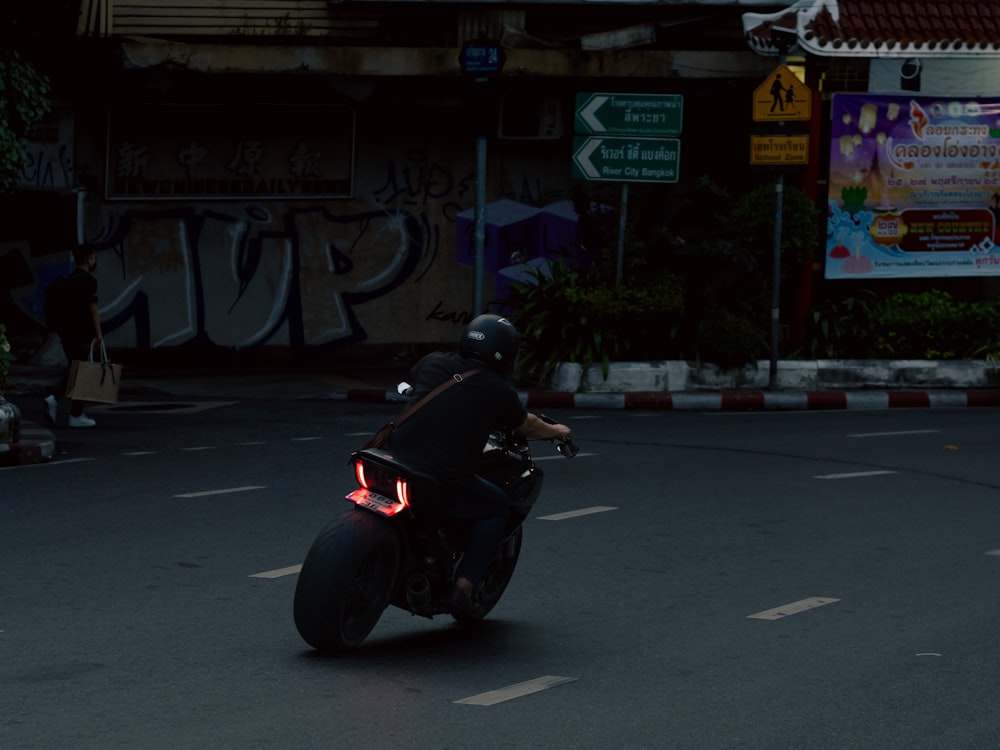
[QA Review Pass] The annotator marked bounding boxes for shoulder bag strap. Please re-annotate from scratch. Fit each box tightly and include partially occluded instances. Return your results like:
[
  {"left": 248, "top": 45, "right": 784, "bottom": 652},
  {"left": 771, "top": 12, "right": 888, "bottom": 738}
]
[{"left": 390, "top": 367, "right": 486, "bottom": 432}]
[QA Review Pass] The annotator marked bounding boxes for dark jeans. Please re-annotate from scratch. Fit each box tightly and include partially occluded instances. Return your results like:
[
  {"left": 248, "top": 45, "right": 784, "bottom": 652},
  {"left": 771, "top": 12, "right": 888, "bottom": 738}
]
[
  {"left": 55, "top": 336, "right": 93, "bottom": 417},
  {"left": 441, "top": 475, "right": 508, "bottom": 586}
]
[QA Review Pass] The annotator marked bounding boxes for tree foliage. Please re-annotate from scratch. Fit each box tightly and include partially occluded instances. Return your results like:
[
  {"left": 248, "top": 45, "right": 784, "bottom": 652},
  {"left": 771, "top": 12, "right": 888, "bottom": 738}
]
[{"left": 0, "top": 50, "right": 51, "bottom": 194}]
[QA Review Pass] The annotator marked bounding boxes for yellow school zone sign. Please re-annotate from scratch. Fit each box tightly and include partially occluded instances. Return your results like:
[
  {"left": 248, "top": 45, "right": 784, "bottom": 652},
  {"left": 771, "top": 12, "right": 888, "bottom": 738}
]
[
  {"left": 750, "top": 134, "right": 809, "bottom": 165},
  {"left": 753, "top": 65, "right": 811, "bottom": 122}
]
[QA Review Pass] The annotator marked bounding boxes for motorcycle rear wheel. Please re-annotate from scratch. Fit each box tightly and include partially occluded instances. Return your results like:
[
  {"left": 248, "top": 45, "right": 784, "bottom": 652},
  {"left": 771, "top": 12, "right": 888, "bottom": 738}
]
[
  {"left": 293, "top": 508, "right": 400, "bottom": 652},
  {"left": 453, "top": 525, "right": 523, "bottom": 624}
]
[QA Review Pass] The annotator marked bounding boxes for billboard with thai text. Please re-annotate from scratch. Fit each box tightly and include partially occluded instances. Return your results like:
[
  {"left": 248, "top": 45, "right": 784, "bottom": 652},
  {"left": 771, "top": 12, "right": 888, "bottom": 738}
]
[{"left": 826, "top": 93, "right": 1000, "bottom": 279}]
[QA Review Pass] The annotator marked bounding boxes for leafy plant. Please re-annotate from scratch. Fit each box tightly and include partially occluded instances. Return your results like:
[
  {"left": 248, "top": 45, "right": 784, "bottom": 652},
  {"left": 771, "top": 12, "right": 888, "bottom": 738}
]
[
  {"left": 798, "top": 290, "right": 1000, "bottom": 360},
  {"left": 698, "top": 309, "right": 768, "bottom": 369},
  {"left": 729, "top": 181, "right": 821, "bottom": 267},
  {"left": 797, "top": 290, "right": 879, "bottom": 358},
  {"left": 0, "top": 324, "right": 15, "bottom": 397},
  {"left": 869, "top": 290, "right": 961, "bottom": 358},
  {"left": 504, "top": 260, "right": 683, "bottom": 385},
  {"left": 0, "top": 50, "right": 50, "bottom": 195}
]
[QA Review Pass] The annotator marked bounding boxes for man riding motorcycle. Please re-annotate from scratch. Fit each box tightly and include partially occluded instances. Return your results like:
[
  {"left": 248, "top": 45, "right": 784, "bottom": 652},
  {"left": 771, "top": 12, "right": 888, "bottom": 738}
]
[{"left": 386, "top": 314, "right": 572, "bottom": 614}]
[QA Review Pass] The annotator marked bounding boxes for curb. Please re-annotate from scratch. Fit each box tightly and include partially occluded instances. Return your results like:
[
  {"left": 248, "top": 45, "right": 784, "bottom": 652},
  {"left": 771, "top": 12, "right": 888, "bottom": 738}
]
[
  {"left": 0, "top": 421, "right": 56, "bottom": 467},
  {"left": 7, "top": 387, "right": 1000, "bottom": 467},
  {"left": 333, "top": 387, "right": 1000, "bottom": 411}
]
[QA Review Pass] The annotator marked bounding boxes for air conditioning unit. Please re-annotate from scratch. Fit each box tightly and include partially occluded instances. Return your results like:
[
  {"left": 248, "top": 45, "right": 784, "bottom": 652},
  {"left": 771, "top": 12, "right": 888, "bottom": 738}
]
[{"left": 498, "top": 95, "right": 564, "bottom": 140}]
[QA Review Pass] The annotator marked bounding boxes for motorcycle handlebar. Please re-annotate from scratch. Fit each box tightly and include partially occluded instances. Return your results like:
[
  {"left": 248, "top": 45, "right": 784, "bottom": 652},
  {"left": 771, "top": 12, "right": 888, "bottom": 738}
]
[
  {"left": 556, "top": 437, "right": 579, "bottom": 459},
  {"left": 539, "top": 413, "right": 578, "bottom": 459}
]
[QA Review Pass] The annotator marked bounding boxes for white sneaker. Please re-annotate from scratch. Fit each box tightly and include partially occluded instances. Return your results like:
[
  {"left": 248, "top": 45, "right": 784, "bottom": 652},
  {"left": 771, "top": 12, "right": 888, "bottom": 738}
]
[
  {"left": 43, "top": 395, "right": 58, "bottom": 426},
  {"left": 68, "top": 414, "right": 96, "bottom": 428}
]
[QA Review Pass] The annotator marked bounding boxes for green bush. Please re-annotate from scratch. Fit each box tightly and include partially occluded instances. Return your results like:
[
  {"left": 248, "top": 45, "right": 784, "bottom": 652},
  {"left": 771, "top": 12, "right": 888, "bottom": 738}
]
[
  {"left": 798, "top": 291, "right": 879, "bottom": 358},
  {"left": 505, "top": 260, "right": 684, "bottom": 385},
  {"left": 729, "top": 181, "right": 821, "bottom": 267},
  {"left": 799, "top": 290, "right": 1000, "bottom": 360},
  {"left": 698, "top": 310, "right": 767, "bottom": 369},
  {"left": 871, "top": 291, "right": 1000, "bottom": 359}
]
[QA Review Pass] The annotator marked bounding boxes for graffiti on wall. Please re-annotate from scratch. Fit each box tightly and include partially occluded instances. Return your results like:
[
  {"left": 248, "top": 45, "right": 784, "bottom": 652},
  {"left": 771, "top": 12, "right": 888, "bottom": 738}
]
[
  {"left": 19, "top": 143, "right": 75, "bottom": 191},
  {"left": 7, "top": 202, "right": 421, "bottom": 350},
  {"left": 4, "top": 145, "right": 580, "bottom": 351}
]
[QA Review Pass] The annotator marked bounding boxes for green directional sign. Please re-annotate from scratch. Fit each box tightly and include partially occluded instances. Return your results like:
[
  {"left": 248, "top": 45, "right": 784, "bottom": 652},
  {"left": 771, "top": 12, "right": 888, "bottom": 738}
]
[
  {"left": 574, "top": 93, "right": 683, "bottom": 137},
  {"left": 572, "top": 136, "right": 680, "bottom": 183}
]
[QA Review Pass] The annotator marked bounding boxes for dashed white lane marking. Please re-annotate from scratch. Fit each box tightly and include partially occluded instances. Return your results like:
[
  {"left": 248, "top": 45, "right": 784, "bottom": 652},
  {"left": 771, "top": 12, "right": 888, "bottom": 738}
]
[
  {"left": 173, "top": 485, "right": 267, "bottom": 498},
  {"left": 180, "top": 446, "right": 216, "bottom": 452},
  {"left": 345, "top": 432, "right": 372, "bottom": 437},
  {"left": 537, "top": 506, "right": 617, "bottom": 521},
  {"left": 747, "top": 597, "right": 840, "bottom": 620},
  {"left": 455, "top": 676, "right": 578, "bottom": 706},
  {"left": 0, "top": 457, "right": 95, "bottom": 471},
  {"left": 985, "top": 549, "right": 1000, "bottom": 556},
  {"left": 570, "top": 415, "right": 602, "bottom": 420},
  {"left": 250, "top": 565, "right": 302, "bottom": 579},
  {"left": 122, "top": 451, "right": 156, "bottom": 456},
  {"left": 291, "top": 436, "right": 323, "bottom": 442},
  {"left": 814, "top": 470, "right": 897, "bottom": 479},
  {"left": 916, "top": 653, "right": 942, "bottom": 657},
  {"left": 236, "top": 441, "right": 267, "bottom": 446},
  {"left": 848, "top": 429, "right": 940, "bottom": 438}
]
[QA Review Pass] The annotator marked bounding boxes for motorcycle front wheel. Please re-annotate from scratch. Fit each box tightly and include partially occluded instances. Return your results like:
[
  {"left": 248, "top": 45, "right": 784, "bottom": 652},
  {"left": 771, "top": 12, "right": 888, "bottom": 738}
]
[
  {"left": 293, "top": 508, "right": 400, "bottom": 652},
  {"left": 453, "top": 525, "right": 523, "bottom": 624}
]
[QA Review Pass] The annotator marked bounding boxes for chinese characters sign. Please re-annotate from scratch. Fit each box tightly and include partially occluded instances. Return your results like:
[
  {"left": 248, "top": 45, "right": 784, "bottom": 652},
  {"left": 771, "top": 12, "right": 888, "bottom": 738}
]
[
  {"left": 826, "top": 93, "right": 1000, "bottom": 278},
  {"left": 107, "top": 105, "right": 354, "bottom": 200}
]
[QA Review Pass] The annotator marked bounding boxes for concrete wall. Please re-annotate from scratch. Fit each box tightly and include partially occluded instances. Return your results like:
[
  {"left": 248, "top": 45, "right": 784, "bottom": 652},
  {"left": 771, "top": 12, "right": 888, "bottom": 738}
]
[{"left": 8, "top": 92, "right": 584, "bottom": 353}]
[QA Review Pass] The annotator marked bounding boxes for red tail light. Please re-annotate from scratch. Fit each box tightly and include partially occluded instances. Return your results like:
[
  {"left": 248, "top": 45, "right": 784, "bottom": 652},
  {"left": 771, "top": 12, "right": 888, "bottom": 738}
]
[
  {"left": 349, "top": 458, "right": 412, "bottom": 516},
  {"left": 354, "top": 460, "right": 368, "bottom": 489}
]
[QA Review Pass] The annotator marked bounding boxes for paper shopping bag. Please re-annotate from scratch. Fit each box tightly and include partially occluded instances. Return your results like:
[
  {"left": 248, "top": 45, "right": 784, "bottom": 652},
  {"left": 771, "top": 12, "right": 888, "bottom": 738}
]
[{"left": 65, "top": 341, "right": 122, "bottom": 404}]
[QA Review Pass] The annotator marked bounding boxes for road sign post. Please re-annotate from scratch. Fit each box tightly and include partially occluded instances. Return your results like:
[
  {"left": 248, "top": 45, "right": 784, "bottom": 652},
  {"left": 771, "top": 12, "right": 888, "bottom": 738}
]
[
  {"left": 459, "top": 40, "right": 505, "bottom": 315},
  {"left": 751, "top": 64, "right": 813, "bottom": 388},
  {"left": 573, "top": 93, "right": 683, "bottom": 286}
]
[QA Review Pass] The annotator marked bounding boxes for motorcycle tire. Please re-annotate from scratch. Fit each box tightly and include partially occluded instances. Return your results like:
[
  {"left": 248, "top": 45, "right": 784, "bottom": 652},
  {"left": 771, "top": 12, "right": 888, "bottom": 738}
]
[
  {"left": 453, "top": 525, "right": 523, "bottom": 624},
  {"left": 293, "top": 508, "right": 400, "bottom": 652}
]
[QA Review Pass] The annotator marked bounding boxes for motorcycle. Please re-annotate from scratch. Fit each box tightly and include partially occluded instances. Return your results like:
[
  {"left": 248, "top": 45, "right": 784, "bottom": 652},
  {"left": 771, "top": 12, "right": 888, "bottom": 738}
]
[{"left": 293, "top": 405, "right": 577, "bottom": 653}]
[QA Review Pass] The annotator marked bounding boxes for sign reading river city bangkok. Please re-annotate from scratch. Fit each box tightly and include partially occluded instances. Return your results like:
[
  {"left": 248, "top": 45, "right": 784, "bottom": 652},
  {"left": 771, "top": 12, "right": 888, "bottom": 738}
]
[{"left": 826, "top": 93, "right": 1000, "bottom": 279}]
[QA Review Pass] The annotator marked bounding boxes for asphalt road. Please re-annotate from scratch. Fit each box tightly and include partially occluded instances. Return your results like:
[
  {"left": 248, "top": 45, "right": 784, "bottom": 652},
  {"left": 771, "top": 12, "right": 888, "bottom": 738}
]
[{"left": 3, "top": 399, "right": 1000, "bottom": 749}]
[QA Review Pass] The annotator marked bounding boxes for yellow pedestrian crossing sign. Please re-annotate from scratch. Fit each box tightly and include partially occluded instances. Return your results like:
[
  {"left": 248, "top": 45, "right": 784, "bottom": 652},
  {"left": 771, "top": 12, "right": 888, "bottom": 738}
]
[{"left": 753, "top": 65, "right": 811, "bottom": 122}]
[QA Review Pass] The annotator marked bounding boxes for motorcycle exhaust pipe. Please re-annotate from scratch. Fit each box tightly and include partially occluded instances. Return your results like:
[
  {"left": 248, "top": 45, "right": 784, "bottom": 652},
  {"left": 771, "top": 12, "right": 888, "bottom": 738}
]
[{"left": 406, "top": 573, "right": 432, "bottom": 611}]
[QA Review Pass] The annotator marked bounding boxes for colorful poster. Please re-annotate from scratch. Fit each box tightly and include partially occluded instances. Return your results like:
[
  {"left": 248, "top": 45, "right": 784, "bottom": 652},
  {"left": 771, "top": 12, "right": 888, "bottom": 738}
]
[{"left": 826, "top": 94, "right": 1000, "bottom": 279}]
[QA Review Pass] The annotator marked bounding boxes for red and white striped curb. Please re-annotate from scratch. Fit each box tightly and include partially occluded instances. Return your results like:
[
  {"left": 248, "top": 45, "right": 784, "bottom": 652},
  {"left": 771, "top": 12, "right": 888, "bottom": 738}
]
[
  {"left": 334, "top": 388, "right": 1000, "bottom": 411},
  {"left": 523, "top": 389, "right": 1000, "bottom": 410}
]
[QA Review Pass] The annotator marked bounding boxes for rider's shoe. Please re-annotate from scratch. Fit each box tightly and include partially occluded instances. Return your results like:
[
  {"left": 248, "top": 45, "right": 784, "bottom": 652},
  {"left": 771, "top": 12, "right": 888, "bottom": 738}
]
[{"left": 445, "top": 584, "right": 478, "bottom": 616}]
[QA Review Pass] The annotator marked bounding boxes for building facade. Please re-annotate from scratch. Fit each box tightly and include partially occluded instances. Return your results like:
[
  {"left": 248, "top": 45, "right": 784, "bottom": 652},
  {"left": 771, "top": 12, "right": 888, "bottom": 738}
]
[{"left": 6, "top": 0, "right": 1000, "bottom": 359}]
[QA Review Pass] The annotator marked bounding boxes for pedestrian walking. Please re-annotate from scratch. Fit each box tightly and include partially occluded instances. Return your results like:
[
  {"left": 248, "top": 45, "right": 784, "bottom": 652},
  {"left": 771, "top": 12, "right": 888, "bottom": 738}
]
[{"left": 43, "top": 244, "right": 103, "bottom": 428}]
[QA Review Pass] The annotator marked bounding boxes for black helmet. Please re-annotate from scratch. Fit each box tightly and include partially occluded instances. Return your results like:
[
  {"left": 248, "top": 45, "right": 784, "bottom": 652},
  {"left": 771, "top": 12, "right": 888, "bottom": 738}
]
[{"left": 459, "top": 314, "right": 520, "bottom": 378}]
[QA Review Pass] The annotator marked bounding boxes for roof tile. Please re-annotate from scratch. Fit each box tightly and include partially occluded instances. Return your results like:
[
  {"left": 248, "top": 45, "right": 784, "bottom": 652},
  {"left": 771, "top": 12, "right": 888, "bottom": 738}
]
[{"left": 745, "top": 0, "right": 1000, "bottom": 57}]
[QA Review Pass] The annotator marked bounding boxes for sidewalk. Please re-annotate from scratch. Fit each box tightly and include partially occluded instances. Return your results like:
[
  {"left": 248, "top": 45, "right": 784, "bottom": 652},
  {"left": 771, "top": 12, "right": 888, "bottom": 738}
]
[{"left": 4, "top": 358, "right": 1000, "bottom": 467}]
